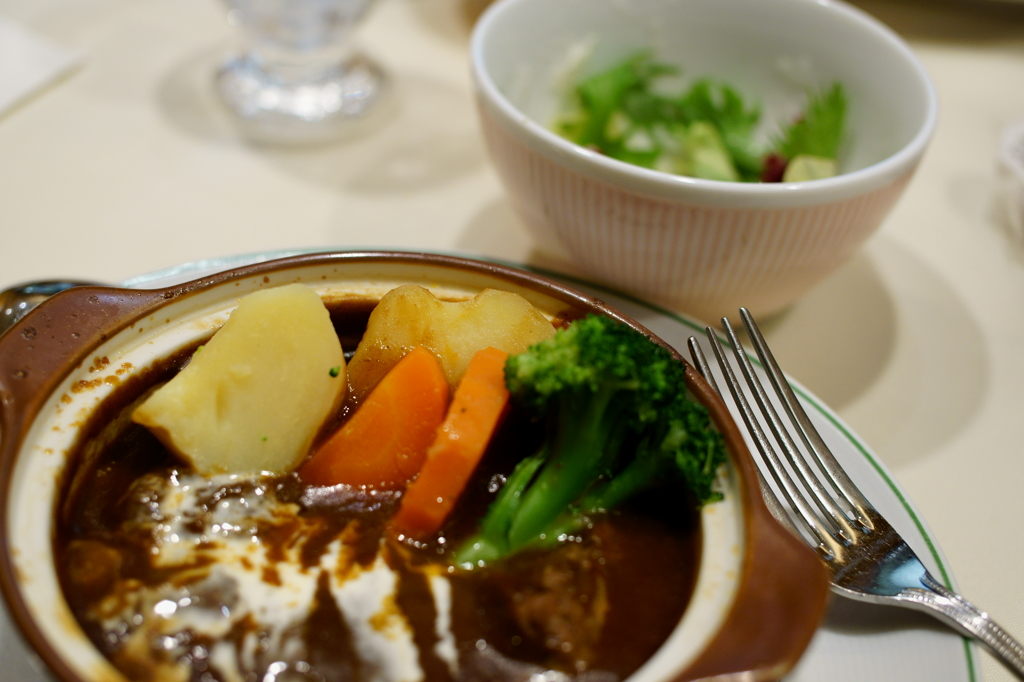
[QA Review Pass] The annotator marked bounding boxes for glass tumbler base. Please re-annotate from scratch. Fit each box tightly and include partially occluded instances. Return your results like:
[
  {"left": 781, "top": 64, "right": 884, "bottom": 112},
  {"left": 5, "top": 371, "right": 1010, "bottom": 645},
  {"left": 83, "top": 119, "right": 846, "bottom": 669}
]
[{"left": 216, "top": 53, "right": 387, "bottom": 143}]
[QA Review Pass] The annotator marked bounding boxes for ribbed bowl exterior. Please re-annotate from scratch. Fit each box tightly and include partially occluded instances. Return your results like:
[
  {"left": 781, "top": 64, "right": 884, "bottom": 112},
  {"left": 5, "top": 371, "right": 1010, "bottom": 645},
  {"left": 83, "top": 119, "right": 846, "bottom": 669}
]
[{"left": 480, "top": 108, "right": 915, "bottom": 323}]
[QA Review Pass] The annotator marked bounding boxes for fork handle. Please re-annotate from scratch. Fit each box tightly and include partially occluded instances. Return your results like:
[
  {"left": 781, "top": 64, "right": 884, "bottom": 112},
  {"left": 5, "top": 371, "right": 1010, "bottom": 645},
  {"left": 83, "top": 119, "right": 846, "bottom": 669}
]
[{"left": 899, "top": 574, "right": 1024, "bottom": 679}]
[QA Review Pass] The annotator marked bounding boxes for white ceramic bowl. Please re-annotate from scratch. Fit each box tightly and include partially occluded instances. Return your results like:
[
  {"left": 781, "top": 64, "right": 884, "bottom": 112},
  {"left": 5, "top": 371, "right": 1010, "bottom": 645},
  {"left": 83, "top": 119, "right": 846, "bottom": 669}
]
[{"left": 471, "top": 0, "right": 937, "bottom": 322}]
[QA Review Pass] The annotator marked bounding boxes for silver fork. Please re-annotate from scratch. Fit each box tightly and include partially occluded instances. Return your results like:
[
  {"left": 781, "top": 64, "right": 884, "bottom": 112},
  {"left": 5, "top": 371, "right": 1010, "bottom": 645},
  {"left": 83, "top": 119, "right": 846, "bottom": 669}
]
[{"left": 687, "top": 307, "right": 1024, "bottom": 680}]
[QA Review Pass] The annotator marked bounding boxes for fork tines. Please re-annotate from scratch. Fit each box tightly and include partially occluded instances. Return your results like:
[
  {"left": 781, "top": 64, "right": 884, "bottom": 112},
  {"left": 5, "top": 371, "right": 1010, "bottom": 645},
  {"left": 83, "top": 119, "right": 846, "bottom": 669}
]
[
  {"left": 688, "top": 310, "right": 1024, "bottom": 680},
  {"left": 687, "top": 308, "right": 873, "bottom": 561}
]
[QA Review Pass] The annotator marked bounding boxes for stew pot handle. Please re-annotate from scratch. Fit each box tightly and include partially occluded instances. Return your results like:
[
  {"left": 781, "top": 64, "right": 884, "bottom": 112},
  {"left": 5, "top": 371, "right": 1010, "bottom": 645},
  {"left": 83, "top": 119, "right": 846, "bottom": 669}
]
[{"left": 0, "top": 286, "right": 169, "bottom": 462}]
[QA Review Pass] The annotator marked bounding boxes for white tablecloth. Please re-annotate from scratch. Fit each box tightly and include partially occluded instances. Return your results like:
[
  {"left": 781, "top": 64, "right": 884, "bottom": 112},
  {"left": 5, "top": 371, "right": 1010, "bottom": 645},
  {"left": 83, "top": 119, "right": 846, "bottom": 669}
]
[{"left": 2, "top": 0, "right": 1024, "bottom": 679}]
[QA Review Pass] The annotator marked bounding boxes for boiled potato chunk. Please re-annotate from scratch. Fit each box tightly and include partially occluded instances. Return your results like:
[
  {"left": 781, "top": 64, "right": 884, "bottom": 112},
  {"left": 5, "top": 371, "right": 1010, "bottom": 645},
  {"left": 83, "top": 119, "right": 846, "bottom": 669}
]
[
  {"left": 133, "top": 284, "right": 346, "bottom": 475},
  {"left": 348, "top": 285, "right": 555, "bottom": 399}
]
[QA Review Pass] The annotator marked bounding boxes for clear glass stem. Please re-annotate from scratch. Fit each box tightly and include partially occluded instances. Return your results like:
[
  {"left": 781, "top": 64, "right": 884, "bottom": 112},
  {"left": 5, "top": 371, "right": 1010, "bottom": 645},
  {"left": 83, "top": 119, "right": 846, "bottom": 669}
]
[{"left": 216, "top": 0, "right": 386, "bottom": 143}]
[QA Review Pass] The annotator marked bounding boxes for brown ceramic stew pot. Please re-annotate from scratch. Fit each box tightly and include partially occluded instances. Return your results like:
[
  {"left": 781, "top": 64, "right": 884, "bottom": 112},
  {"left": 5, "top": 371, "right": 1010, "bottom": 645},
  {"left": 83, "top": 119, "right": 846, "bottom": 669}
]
[{"left": 0, "top": 252, "right": 828, "bottom": 682}]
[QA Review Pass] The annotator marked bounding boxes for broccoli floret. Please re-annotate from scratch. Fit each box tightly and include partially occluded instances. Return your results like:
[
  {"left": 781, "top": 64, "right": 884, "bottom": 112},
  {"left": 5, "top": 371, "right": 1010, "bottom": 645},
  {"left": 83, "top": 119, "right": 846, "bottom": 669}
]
[{"left": 453, "top": 315, "right": 726, "bottom": 567}]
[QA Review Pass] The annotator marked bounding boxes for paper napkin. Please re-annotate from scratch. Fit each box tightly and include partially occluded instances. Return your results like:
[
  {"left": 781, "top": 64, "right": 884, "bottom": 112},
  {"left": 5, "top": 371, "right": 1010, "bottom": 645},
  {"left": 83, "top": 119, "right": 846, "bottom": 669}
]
[{"left": 0, "top": 17, "right": 83, "bottom": 116}]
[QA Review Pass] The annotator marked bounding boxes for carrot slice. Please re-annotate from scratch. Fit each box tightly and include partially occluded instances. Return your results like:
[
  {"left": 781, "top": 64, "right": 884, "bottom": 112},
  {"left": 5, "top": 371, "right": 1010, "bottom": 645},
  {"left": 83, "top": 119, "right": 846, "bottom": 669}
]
[
  {"left": 299, "top": 346, "right": 448, "bottom": 489},
  {"left": 390, "top": 347, "right": 510, "bottom": 540}
]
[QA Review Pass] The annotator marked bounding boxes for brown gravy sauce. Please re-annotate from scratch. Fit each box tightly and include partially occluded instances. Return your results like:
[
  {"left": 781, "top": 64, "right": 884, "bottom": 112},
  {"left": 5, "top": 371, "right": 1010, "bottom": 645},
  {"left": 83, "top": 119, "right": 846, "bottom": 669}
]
[{"left": 55, "top": 299, "right": 701, "bottom": 682}]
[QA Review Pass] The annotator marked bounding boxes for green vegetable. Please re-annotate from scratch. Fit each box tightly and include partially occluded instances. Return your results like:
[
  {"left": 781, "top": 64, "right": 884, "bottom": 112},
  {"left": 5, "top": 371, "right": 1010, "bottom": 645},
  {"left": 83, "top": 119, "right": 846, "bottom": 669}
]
[
  {"left": 452, "top": 315, "right": 726, "bottom": 567},
  {"left": 329, "top": 365, "right": 341, "bottom": 377},
  {"left": 774, "top": 82, "right": 847, "bottom": 161},
  {"left": 554, "top": 53, "right": 847, "bottom": 183},
  {"left": 675, "top": 79, "right": 762, "bottom": 180},
  {"left": 782, "top": 155, "right": 839, "bottom": 183},
  {"left": 555, "top": 53, "right": 673, "bottom": 158},
  {"left": 679, "top": 121, "right": 741, "bottom": 182}
]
